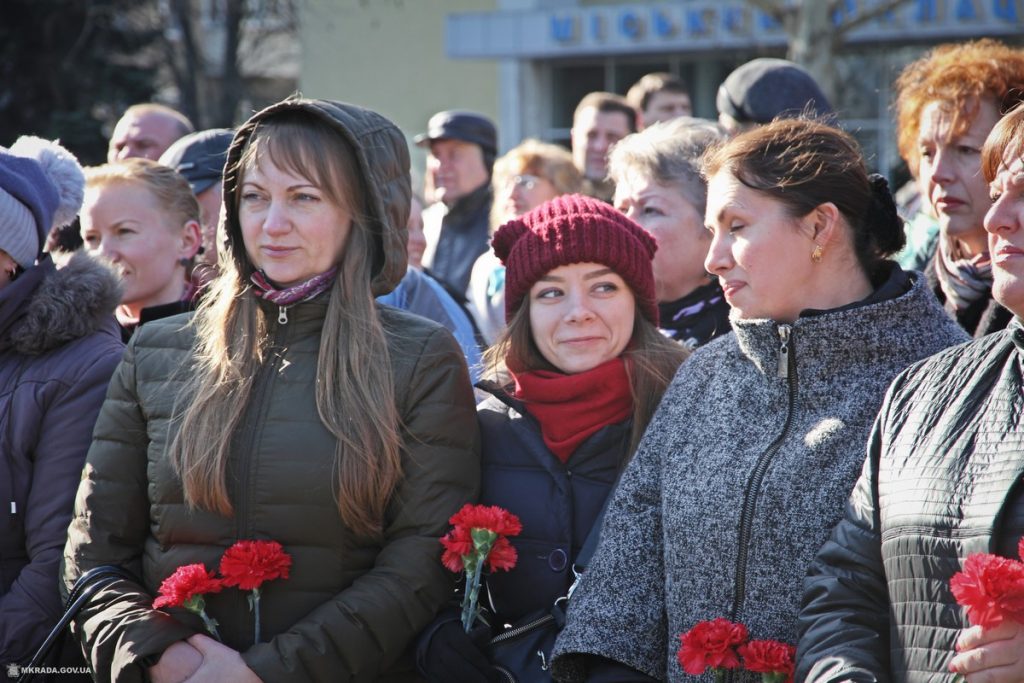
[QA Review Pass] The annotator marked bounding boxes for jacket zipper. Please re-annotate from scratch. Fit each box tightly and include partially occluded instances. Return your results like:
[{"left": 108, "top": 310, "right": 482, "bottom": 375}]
[
  {"left": 728, "top": 324, "right": 797, "bottom": 629},
  {"left": 278, "top": 306, "right": 289, "bottom": 325},
  {"left": 235, "top": 316, "right": 288, "bottom": 538}
]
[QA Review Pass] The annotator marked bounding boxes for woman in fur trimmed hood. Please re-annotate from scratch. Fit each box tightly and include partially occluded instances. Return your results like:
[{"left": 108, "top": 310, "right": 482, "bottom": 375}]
[{"left": 0, "top": 137, "right": 124, "bottom": 667}]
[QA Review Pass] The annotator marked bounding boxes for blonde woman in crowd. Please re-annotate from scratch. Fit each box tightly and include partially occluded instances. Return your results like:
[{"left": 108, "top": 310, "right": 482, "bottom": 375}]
[{"left": 80, "top": 159, "right": 203, "bottom": 340}]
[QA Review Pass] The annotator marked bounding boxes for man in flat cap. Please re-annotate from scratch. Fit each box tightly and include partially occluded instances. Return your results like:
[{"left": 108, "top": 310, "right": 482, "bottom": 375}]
[
  {"left": 415, "top": 110, "right": 497, "bottom": 297},
  {"left": 159, "top": 128, "right": 234, "bottom": 267},
  {"left": 715, "top": 58, "right": 835, "bottom": 136}
]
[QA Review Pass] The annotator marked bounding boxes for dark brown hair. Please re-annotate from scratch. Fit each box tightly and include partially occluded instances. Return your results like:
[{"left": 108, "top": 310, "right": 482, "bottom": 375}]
[
  {"left": 574, "top": 91, "right": 638, "bottom": 133},
  {"left": 626, "top": 72, "right": 690, "bottom": 113},
  {"left": 484, "top": 300, "right": 687, "bottom": 461},
  {"left": 702, "top": 117, "right": 904, "bottom": 278}
]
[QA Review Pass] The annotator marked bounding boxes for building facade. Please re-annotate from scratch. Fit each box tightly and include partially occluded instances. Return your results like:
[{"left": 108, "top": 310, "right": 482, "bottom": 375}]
[{"left": 301, "top": 0, "right": 1024, "bottom": 182}]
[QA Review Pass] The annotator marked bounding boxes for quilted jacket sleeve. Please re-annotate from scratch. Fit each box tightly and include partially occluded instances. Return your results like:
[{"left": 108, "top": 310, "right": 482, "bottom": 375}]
[
  {"left": 61, "top": 338, "right": 198, "bottom": 683},
  {"left": 796, "top": 393, "right": 895, "bottom": 683},
  {"left": 240, "top": 325, "right": 481, "bottom": 682}
]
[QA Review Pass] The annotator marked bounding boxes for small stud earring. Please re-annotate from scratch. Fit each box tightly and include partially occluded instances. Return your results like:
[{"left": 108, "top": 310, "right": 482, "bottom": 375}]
[{"left": 811, "top": 244, "right": 824, "bottom": 263}]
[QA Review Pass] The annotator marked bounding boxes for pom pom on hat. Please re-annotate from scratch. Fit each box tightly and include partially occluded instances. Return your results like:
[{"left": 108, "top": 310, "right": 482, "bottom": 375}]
[
  {"left": 493, "top": 193, "right": 659, "bottom": 325},
  {"left": 10, "top": 136, "right": 85, "bottom": 230},
  {"left": 0, "top": 136, "right": 84, "bottom": 268}
]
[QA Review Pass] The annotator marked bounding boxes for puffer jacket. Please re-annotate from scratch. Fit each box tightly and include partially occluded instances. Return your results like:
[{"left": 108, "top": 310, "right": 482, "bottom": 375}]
[
  {"left": 475, "top": 382, "right": 629, "bottom": 622},
  {"left": 61, "top": 98, "right": 481, "bottom": 683},
  {"left": 550, "top": 268, "right": 968, "bottom": 683},
  {"left": 797, "top": 322, "right": 1024, "bottom": 683},
  {"left": 0, "top": 253, "right": 123, "bottom": 663}
]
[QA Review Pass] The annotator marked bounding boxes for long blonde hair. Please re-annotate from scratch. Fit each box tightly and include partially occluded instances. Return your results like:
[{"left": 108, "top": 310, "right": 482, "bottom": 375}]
[
  {"left": 484, "top": 301, "right": 687, "bottom": 459},
  {"left": 168, "top": 112, "right": 403, "bottom": 539}
]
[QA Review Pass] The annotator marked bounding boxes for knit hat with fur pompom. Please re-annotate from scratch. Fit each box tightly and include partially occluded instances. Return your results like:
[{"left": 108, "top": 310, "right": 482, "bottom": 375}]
[
  {"left": 492, "top": 193, "right": 659, "bottom": 325},
  {"left": 0, "top": 136, "right": 85, "bottom": 268}
]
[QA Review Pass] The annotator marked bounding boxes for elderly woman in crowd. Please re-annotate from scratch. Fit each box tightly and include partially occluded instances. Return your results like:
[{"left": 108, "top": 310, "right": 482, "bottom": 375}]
[
  {"left": 418, "top": 194, "right": 687, "bottom": 683},
  {"left": 62, "top": 98, "right": 479, "bottom": 682},
  {"left": 80, "top": 158, "right": 203, "bottom": 340},
  {"left": 468, "top": 139, "right": 584, "bottom": 345},
  {"left": 0, "top": 138, "right": 123, "bottom": 671},
  {"left": 894, "top": 38, "right": 1024, "bottom": 336},
  {"left": 610, "top": 117, "right": 730, "bottom": 348},
  {"left": 550, "top": 118, "right": 967, "bottom": 682},
  {"left": 798, "top": 102, "right": 1024, "bottom": 683}
]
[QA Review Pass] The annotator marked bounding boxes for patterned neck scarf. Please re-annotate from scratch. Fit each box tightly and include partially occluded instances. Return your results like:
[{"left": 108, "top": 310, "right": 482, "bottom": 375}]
[
  {"left": 935, "top": 236, "right": 992, "bottom": 312},
  {"left": 250, "top": 266, "right": 338, "bottom": 306}
]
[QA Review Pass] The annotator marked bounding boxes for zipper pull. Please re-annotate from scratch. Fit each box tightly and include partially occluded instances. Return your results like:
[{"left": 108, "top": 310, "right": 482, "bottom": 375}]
[
  {"left": 777, "top": 324, "right": 791, "bottom": 378},
  {"left": 278, "top": 306, "right": 289, "bottom": 325}
]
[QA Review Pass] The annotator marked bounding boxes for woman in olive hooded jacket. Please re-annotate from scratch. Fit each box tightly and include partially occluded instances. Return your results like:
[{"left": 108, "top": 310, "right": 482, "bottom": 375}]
[{"left": 62, "top": 98, "right": 481, "bottom": 683}]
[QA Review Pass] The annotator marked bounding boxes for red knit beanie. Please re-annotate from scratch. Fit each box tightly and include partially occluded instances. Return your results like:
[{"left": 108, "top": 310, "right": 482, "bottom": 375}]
[{"left": 492, "top": 193, "right": 659, "bottom": 325}]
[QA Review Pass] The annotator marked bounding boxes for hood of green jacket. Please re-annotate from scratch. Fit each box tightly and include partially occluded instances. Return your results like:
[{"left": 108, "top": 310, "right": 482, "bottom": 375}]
[{"left": 221, "top": 97, "right": 411, "bottom": 296}]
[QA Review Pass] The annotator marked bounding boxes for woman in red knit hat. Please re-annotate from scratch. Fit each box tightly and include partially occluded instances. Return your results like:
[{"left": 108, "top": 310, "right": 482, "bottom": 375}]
[{"left": 416, "top": 193, "right": 688, "bottom": 683}]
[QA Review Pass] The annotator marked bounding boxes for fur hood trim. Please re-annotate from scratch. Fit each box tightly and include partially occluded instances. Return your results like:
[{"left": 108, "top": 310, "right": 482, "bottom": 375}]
[{"left": 11, "top": 252, "right": 122, "bottom": 355}]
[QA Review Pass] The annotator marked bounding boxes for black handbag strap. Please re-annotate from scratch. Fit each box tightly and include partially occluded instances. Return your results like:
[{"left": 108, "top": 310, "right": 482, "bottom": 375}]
[{"left": 18, "top": 565, "right": 138, "bottom": 683}]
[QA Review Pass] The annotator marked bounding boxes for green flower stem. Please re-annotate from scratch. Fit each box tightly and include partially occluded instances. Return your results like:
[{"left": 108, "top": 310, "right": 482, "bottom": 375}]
[
  {"left": 199, "top": 608, "right": 221, "bottom": 641},
  {"left": 252, "top": 587, "right": 262, "bottom": 644},
  {"left": 461, "top": 556, "right": 486, "bottom": 632},
  {"left": 184, "top": 595, "right": 221, "bottom": 641}
]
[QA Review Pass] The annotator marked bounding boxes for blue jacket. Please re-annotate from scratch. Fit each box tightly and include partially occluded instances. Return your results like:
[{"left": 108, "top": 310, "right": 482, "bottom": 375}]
[
  {"left": 378, "top": 267, "right": 482, "bottom": 383},
  {"left": 475, "top": 381, "right": 630, "bottom": 623}
]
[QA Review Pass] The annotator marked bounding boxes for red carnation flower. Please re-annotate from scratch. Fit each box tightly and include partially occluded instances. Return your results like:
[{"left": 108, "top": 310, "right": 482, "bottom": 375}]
[
  {"left": 487, "top": 536, "right": 518, "bottom": 572},
  {"left": 677, "top": 618, "right": 749, "bottom": 676},
  {"left": 439, "top": 504, "right": 522, "bottom": 632},
  {"left": 739, "top": 639, "right": 796, "bottom": 683},
  {"left": 153, "top": 563, "right": 223, "bottom": 640},
  {"left": 441, "top": 526, "right": 473, "bottom": 573},
  {"left": 950, "top": 553, "right": 1024, "bottom": 629},
  {"left": 153, "top": 563, "right": 223, "bottom": 609},
  {"left": 448, "top": 504, "right": 523, "bottom": 537},
  {"left": 219, "top": 540, "right": 292, "bottom": 591}
]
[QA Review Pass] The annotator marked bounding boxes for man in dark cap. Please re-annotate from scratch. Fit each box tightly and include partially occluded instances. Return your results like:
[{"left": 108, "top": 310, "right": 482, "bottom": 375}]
[
  {"left": 716, "top": 58, "right": 835, "bottom": 136},
  {"left": 415, "top": 110, "right": 497, "bottom": 297},
  {"left": 159, "top": 128, "right": 234, "bottom": 266}
]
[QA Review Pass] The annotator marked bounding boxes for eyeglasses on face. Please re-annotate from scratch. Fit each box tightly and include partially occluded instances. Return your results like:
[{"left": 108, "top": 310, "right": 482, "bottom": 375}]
[{"left": 510, "top": 174, "right": 544, "bottom": 191}]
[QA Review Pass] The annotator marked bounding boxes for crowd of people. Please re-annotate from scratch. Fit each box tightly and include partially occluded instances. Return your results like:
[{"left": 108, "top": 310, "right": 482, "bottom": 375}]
[{"left": 2, "top": 37, "right": 1024, "bottom": 683}]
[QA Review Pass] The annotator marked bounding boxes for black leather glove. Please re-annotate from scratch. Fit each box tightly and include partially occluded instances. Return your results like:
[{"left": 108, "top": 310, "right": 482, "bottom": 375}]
[{"left": 418, "top": 618, "right": 504, "bottom": 683}]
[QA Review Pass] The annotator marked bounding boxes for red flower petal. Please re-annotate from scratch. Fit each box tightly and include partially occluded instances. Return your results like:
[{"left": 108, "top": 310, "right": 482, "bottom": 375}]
[
  {"left": 153, "top": 564, "right": 222, "bottom": 609},
  {"left": 739, "top": 639, "right": 796, "bottom": 682},
  {"left": 448, "top": 504, "right": 522, "bottom": 538},
  {"left": 677, "top": 618, "right": 748, "bottom": 675},
  {"left": 219, "top": 540, "right": 292, "bottom": 591},
  {"left": 486, "top": 537, "right": 518, "bottom": 572},
  {"left": 951, "top": 553, "right": 1024, "bottom": 629},
  {"left": 440, "top": 504, "right": 522, "bottom": 574}
]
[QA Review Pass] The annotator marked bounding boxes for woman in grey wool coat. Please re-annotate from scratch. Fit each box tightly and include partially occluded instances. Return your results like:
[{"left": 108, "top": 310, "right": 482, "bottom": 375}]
[{"left": 549, "top": 118, "right": 969, "bottom": 682}]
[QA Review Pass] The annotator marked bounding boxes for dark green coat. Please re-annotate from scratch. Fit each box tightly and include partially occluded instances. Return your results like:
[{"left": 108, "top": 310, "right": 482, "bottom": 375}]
[{"left": 61, "top": 98, "right": 481, "bottom": 683}]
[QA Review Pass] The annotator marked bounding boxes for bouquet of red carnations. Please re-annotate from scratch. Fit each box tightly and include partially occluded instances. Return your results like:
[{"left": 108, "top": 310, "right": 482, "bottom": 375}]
[
  {"left": 440, "top": 503, "right": 522, "bottom": 632},
  {"left": 677, "top": 617, "right": 795, "bottom": 683},
  {"left": 153, "top": 539, "right": 292, "bottom": 644}
]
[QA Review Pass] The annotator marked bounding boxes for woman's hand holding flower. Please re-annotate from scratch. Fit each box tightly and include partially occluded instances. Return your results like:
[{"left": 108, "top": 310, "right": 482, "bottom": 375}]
[
  {"left": 148, "top": 640, "right": 203, "bottom": 683},
  {"left": 949, "top": 620, "right": 1024, "bottom": 683},
  {"left": 180, "top": 634, "right": 263, "bottom": 683}
]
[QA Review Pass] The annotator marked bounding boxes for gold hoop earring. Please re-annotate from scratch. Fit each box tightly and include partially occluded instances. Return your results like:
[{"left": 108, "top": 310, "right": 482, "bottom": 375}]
[{"left": 811, "top": 244, "right": 824, "bottom": 263}]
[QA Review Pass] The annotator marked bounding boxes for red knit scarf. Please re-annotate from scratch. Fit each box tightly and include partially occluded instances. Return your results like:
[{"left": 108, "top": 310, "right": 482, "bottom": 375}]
[{"left": 513, "top": 357, "right": 633, "bottom": 463}]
